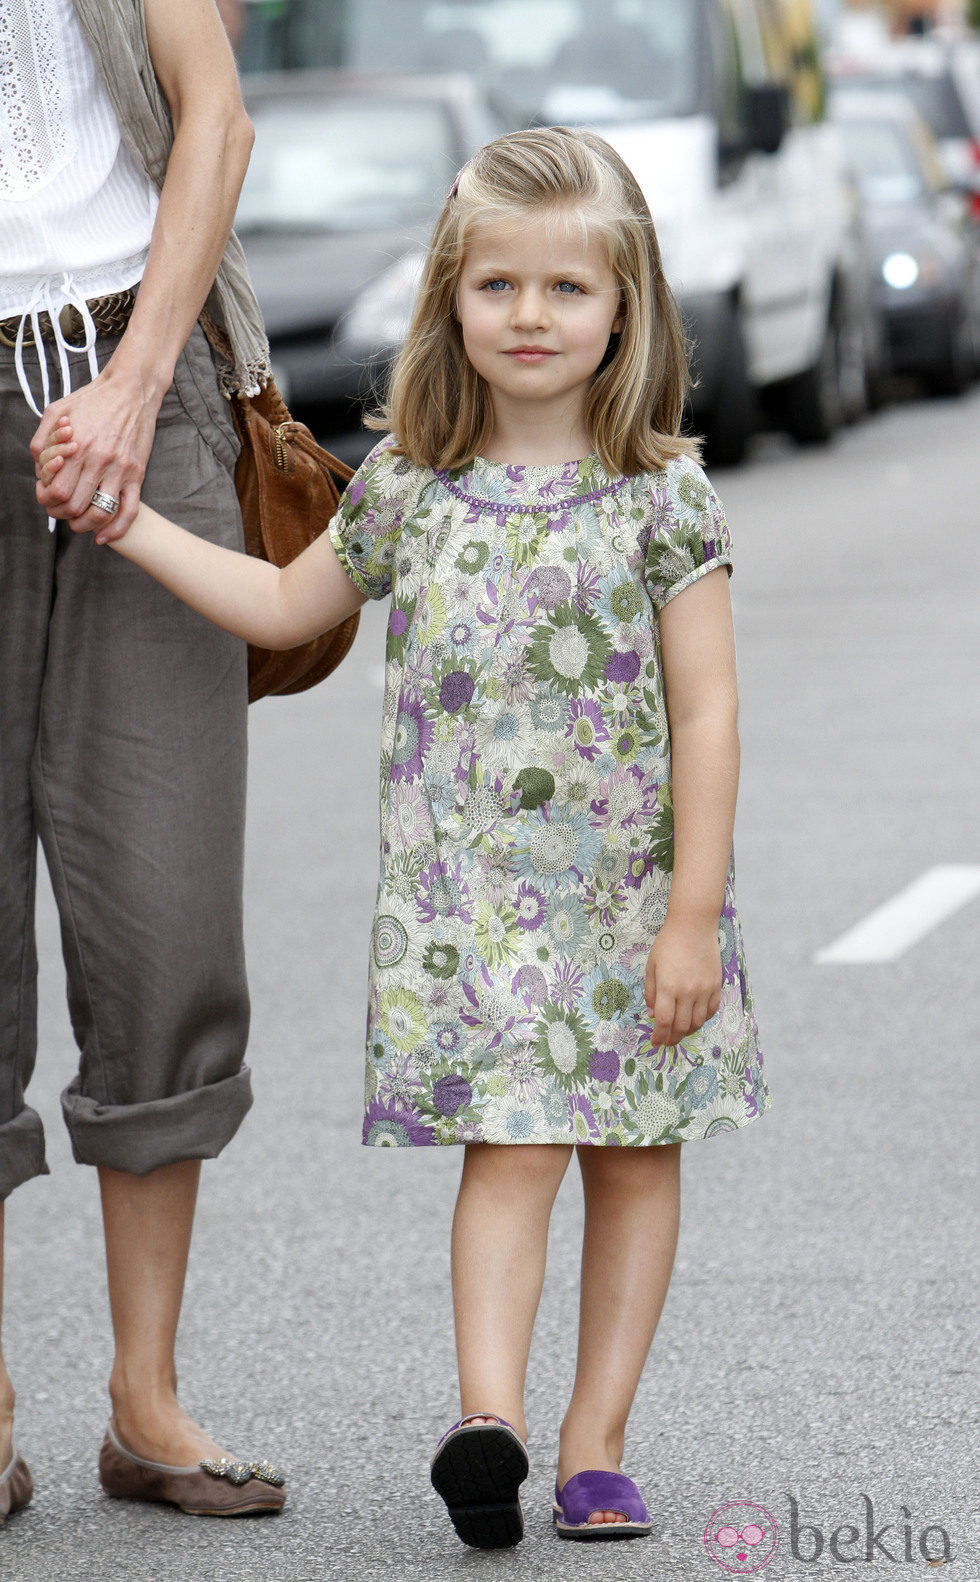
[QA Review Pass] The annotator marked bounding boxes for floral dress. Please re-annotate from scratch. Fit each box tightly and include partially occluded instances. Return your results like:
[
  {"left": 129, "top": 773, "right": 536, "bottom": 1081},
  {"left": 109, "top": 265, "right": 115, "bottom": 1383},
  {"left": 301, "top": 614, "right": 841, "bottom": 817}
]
[{"left": 329, "top": 439, "right": 769, "bottom": 1147}]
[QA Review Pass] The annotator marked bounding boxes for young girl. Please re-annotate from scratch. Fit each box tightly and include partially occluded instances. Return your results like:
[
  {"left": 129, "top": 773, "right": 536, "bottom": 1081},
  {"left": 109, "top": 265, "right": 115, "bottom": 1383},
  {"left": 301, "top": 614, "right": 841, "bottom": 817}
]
[{"left": 40, "top": 127, "right": 769, "bottom": 1550}]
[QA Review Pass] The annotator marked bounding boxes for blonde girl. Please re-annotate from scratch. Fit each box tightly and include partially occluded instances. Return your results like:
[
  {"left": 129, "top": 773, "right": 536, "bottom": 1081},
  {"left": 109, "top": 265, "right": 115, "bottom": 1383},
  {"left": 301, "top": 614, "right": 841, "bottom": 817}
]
[{"left": 38, "top": 127, "right": 769, "bottom": 1551}]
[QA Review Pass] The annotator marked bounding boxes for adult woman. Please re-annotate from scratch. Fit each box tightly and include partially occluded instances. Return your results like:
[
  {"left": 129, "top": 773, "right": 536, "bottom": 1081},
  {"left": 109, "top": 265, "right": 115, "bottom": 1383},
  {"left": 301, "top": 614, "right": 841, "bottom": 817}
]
[{"left": 0, "top": 0, "right": 284, "bottom": 1519}]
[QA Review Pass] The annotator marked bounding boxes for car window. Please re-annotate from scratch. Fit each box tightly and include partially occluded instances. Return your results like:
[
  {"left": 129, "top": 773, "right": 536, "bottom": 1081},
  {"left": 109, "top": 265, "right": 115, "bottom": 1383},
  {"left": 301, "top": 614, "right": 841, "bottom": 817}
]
[
  {"left": 236, "top": 98, "right": 455, "bottom": 233},
  {"left": 854, "top": 70, "right": 973, "bottom": 140},
  {"left": 708, "top": 3, "right": 744, "bottom": 148},
  {"left": 842, "top": 120, "right": 929, "bottom": 206},
  {"left": 729, "top": 0, "right": 823, "bottom": 123},
  {"left": 343, "top": 0, "right": 699, "bottom": 126}
]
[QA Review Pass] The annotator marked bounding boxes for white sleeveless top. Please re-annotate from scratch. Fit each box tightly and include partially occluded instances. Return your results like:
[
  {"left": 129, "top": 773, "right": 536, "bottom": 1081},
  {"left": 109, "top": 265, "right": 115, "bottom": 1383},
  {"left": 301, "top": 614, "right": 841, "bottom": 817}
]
[{"left": 0, "top": 0, "right": 159, "bottom": 315}]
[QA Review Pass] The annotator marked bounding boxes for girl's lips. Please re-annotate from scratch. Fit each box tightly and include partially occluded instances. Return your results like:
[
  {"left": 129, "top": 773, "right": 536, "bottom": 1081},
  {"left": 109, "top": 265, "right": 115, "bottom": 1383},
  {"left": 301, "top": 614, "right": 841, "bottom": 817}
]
[{"left": 506, "top": 347, "right": 558, "bottom": 362}]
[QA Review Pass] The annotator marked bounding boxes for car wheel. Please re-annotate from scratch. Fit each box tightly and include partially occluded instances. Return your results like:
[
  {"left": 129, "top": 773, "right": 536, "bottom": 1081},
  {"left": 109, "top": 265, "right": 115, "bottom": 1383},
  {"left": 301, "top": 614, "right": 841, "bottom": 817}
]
[
  {"left": 774, "top": 306, "right": 844, "bottom": 446},
  {"left": 699, "top": 307, "right": 755, "bottom": 469},
  {"left": 926, "top": 300, "right": 974, "bottom": 398},
  {"left": 837, "top": 292, "right": 875, "bottom": 425},
  {"left": 864, "top": 342, "right": 889, "bottom": 413}
]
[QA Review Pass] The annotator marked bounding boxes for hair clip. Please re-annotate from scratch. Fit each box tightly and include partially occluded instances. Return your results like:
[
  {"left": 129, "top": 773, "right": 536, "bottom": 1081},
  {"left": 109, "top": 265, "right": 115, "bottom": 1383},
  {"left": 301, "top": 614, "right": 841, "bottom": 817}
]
[{"left": 448, "top": 159, "right": 473, "bottom": 199}]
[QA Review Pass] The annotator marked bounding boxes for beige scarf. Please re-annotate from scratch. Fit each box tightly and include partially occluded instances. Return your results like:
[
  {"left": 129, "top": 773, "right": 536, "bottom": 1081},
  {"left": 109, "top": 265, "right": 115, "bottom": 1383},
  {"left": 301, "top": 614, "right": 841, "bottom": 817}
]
[{"left": 71, "top": 0, "right": 271, "bottom": 395}]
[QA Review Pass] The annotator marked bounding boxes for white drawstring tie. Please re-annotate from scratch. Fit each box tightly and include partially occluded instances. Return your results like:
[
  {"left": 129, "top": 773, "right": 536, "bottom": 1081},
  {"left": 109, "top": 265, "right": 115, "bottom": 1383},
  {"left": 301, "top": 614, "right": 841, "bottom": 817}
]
[
  {"left": 14, "top": 273, "right": 101, "bottom": 530},
  {"left": 14, "top": 272, "right": 100, "bottom": 415}
]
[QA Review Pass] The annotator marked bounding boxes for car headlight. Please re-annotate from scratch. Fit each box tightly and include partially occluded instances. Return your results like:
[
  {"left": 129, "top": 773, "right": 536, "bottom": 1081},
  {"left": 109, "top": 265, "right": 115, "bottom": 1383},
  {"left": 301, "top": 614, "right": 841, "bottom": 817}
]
[
  {"left": 882, "top": 252, "right": 918, "bottom": 290},
  {"left": 881, "top": 250, "right": 941, "bottom": 290},
  {"left": 341, "top": 252, "right": 425, "bottom": 353}
]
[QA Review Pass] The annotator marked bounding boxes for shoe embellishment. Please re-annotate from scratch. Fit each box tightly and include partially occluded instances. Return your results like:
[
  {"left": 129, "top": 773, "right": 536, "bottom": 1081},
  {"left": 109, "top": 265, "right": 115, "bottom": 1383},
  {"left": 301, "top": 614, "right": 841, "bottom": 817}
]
[{"left": 199, "top": 1457, "right": 285, "bottom": 1487}]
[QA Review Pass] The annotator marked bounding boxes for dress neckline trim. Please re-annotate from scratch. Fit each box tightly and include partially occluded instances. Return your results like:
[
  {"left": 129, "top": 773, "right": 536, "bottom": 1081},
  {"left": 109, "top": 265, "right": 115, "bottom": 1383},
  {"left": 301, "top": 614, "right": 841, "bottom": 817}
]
[{"left": 435, "top": 458, "right": 630, "bottom": 516}]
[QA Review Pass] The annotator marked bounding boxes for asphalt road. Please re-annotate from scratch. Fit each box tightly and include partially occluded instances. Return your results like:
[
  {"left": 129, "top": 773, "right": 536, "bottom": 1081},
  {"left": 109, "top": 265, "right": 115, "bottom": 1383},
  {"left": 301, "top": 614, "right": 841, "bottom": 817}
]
[{"left": 3, "top": 391, "right": 978, "bottom": 1581}]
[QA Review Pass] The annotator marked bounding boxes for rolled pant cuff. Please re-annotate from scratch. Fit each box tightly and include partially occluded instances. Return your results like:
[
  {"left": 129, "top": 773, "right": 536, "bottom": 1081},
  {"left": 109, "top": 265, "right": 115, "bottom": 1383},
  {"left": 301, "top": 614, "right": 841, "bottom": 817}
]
[
  {"left": 61, "top": 1067, "right": 253, "bottom": 1175},
  {"left": 0, "top": 1106, "right": 50, "bottom": 1199}
]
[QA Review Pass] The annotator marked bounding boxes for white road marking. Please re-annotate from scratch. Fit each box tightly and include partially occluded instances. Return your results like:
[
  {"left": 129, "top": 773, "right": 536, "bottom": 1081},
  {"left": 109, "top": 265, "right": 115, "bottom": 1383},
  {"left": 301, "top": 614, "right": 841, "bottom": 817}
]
[{"left": 815, "top": 865, "right": 980, "bottom": 964}]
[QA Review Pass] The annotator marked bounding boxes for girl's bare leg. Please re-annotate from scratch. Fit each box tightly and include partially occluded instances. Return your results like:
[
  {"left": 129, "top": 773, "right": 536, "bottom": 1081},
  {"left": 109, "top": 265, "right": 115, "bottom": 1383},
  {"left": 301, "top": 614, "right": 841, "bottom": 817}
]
[
  {"left": 452, "top": 1143, "right": 573, "bottom": 1440},
  {"left": 0, "top": 1204, "right": 14, "bottom": 1468},
  {"left": 558, "top": 1142, "right": 681, "bottom": 1524},
  {"left": 100, "top": 1161, "right": 231, "bottom": 1464}
]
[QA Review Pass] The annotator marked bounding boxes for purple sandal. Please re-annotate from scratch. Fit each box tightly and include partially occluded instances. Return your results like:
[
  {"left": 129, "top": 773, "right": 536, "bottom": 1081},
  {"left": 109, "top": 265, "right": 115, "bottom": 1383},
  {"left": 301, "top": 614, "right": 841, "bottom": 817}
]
[
  {"left": 430, "top": 1413, "right": 529, "bottom": 1549},
  {"left": 553, "top": 1470, "right": 653, "bottom": 1540}
]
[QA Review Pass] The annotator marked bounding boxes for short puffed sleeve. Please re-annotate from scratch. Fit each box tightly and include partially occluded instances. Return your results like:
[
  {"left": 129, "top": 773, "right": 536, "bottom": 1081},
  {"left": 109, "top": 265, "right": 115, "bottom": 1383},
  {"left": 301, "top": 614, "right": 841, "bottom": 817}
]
[
  {"left": 328, "top": 438, "right": 424, "bottom": 600},
  {"left": 644, "top": 456, "right": 733, "bottom": 611}
]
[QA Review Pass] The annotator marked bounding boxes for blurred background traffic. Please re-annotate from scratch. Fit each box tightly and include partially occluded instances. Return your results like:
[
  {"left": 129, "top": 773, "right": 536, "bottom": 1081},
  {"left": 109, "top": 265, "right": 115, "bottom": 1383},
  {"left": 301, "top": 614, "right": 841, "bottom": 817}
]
[{"left": 213, "top": 0, "right": 980, "bottom": 468}]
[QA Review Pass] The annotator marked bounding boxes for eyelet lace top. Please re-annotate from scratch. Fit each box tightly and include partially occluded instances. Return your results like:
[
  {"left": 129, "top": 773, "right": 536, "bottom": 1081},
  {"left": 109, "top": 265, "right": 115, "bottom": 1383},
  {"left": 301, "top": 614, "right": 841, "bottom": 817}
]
[
  {"left": 0, "top": 0, "right": 74, "bottom": 200},
  {"left": 0, "top": 0, "right": 159, "bottom": 419}
]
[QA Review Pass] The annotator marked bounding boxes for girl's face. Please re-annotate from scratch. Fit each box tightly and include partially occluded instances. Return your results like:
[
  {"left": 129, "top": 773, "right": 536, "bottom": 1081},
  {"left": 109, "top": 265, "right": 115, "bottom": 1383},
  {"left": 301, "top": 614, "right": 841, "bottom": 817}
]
[{"left": 456, "top": 213, "right": 624, "bottom": 438}]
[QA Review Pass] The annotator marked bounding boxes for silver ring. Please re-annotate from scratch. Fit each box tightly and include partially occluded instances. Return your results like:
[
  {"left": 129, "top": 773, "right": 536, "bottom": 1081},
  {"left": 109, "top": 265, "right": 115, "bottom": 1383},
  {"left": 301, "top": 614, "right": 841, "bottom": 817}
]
[{"left": 90, "top": 489, "right": 120, "bottom": 516}]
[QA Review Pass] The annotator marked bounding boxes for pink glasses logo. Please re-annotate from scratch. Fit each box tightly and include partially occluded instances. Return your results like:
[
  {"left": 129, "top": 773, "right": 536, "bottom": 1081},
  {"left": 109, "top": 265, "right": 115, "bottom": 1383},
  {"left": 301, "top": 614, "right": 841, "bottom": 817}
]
[{"left": 704, "top": 1501, "right": 781, "bottom": 1573}]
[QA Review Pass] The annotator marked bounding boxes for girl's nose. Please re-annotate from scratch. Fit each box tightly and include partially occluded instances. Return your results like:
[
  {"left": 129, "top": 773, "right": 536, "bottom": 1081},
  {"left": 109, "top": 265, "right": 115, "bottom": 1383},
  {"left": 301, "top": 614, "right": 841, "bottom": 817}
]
[{"left": 510, "top": 289, "right": 549, "bottom": 332}]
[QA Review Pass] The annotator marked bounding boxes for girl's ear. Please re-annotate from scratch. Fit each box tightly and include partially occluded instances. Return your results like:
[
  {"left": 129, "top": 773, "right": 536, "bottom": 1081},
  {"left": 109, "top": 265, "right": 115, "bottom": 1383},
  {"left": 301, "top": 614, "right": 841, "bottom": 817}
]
[
  {"left": 597, "top": 329, "right": 621, "bottom": 373},
  {"left": 612, "top": 292, "right": 626, "bottom": 335}
]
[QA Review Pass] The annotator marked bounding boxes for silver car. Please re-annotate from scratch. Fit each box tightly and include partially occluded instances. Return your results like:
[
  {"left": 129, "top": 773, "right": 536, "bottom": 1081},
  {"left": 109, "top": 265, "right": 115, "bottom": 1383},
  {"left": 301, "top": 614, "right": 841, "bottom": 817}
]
[
  {"left": 236, "top": 71, "right": 503, "bottom": 428},
  {"left": 831, "top": 87, "right": 980, "bottom": 396}
]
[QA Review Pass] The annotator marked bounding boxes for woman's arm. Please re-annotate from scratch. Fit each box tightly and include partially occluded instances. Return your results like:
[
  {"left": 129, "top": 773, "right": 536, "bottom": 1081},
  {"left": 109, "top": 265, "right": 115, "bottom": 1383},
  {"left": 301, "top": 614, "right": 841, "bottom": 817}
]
[
  {"left": 645, "top": 566, "right": 740, "bottom": 1046},
  {"left": 32, "top": 0, "right": 255, "bottom": 539},
  {"left": 108, "top": 501, "right": 367, "bottom": 649}
]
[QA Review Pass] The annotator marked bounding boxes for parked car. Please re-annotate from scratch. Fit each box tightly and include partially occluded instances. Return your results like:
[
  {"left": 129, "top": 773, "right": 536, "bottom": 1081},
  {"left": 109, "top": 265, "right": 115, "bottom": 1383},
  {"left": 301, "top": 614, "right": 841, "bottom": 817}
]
[
  {"left": 325, "top": 0, "right": 873, "bottom": 465},
  {"left": 829, "top": 37, "right": 980, "bottom": 222},
  {"left": 236, "top": 72, "right": 503, "bottom": 422},
  {"left": 830, "top": 88, "right": 980, "bottom": 395}
]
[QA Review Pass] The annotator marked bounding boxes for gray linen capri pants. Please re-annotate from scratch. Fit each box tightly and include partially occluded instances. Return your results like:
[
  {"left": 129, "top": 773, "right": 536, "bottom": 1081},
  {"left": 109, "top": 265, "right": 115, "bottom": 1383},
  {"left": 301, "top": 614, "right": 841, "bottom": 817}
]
[{"left": 0, "top": 324, "right": 252, "bottom": 1199}]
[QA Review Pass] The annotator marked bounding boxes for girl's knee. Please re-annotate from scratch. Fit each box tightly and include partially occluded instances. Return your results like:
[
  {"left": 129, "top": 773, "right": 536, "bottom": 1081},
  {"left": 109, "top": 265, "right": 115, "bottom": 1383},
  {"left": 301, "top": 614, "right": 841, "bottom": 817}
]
[
  {"left": 577, "top": 1140, "right": 681, "bottom": 1189},
  {"left": 463, "top": 1141, "right": 572, "bottom": 1195}
]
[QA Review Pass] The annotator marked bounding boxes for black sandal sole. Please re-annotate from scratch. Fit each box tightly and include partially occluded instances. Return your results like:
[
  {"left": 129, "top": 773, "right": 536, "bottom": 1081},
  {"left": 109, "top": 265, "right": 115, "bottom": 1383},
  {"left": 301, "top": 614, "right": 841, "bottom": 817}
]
[{"left": 430, "top": 1425, "right": 529, "bottom": 1549}]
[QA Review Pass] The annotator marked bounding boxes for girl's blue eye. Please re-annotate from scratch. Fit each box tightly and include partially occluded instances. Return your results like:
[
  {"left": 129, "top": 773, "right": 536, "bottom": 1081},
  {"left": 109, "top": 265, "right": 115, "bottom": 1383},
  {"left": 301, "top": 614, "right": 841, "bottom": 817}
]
[
  {"left": 483, "top": 279, "right": 509, "bottom": 292},
  {"left": 556, "top": 281, "right": 582, "bottom": 294}
]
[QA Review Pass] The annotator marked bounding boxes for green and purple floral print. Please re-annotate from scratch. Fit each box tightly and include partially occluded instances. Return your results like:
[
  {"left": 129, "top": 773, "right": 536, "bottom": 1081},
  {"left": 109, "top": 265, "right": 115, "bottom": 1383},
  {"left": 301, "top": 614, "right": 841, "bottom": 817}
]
[{"left": 329, "top": 439, "right": 769, "bottom": 1147}]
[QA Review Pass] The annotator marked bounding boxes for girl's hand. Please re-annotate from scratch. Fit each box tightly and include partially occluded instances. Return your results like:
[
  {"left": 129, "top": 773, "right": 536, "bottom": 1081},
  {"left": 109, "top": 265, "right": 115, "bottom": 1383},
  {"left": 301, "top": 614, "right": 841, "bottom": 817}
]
[
  {"left": 35, "top": 417, "right": 80, "bottom": 505},
  {"left": 644, "top": 917, "right": 722, "bottom": 1047}
]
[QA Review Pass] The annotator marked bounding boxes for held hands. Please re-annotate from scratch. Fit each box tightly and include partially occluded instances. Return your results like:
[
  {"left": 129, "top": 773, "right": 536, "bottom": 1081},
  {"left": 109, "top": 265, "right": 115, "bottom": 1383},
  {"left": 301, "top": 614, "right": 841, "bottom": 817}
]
[
  {"left": 30, "top": 367, "right": 160, "bottom": 541},
  {"left": 644, "top": 916, "right": 722, "bottom": 1048},
  {"left": 35, "top": 418, "right": 117, "bottom": 542}
]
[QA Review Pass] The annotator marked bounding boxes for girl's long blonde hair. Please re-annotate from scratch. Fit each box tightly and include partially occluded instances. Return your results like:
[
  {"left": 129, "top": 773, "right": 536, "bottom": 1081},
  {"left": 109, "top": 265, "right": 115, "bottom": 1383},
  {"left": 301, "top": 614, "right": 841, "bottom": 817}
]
[{"left": 367, "top": 126, "right": 698, "bottom": 475}]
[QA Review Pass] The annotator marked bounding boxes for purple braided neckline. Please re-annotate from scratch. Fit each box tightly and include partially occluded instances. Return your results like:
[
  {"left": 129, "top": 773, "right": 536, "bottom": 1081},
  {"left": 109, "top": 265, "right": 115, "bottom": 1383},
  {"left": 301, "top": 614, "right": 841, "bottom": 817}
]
[{"left": 435, "top": 469, "right": 630, "bottom": 516}]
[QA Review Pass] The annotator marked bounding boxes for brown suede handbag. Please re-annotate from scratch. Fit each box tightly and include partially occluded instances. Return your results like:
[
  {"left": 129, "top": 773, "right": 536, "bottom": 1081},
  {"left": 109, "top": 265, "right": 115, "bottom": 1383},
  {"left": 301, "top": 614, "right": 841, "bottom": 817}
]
[{"left": 229, "top": 377, "right": 360, "bottom": 702}]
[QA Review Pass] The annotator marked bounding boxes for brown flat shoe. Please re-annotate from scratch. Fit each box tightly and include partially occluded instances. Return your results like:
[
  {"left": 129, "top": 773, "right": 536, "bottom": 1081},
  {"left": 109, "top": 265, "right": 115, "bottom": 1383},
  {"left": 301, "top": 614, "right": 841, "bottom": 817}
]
[
  {"left": 0, "top": 1453, "right": 33, "bottom": 1523},
  {"left": 98, "top": 1423, "right": 286, "bottom": 1517}
]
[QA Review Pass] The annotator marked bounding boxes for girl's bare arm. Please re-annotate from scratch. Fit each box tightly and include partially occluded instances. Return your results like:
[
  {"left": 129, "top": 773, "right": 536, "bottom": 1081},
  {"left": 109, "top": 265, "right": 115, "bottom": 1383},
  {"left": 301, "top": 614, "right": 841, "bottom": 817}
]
[
  {"left": 646, "top": 566, "right": 740, "bottom": 1046},
  {"left": 38, "top": 423, "right": 364, "bottom": 645},
  {"left": 108, "top": 500, "right": 366, "bottom": 648}
]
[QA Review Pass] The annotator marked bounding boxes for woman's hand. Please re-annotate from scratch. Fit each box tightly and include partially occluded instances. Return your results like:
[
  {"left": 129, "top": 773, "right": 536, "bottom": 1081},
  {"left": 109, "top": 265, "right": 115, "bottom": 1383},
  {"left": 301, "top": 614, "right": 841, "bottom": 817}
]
[
  {"left": 644, "top": 916, "right": 722, "bottom": 1047},
  {"left": 30, "top": 370, "right": 159, "bottom": 541}
]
